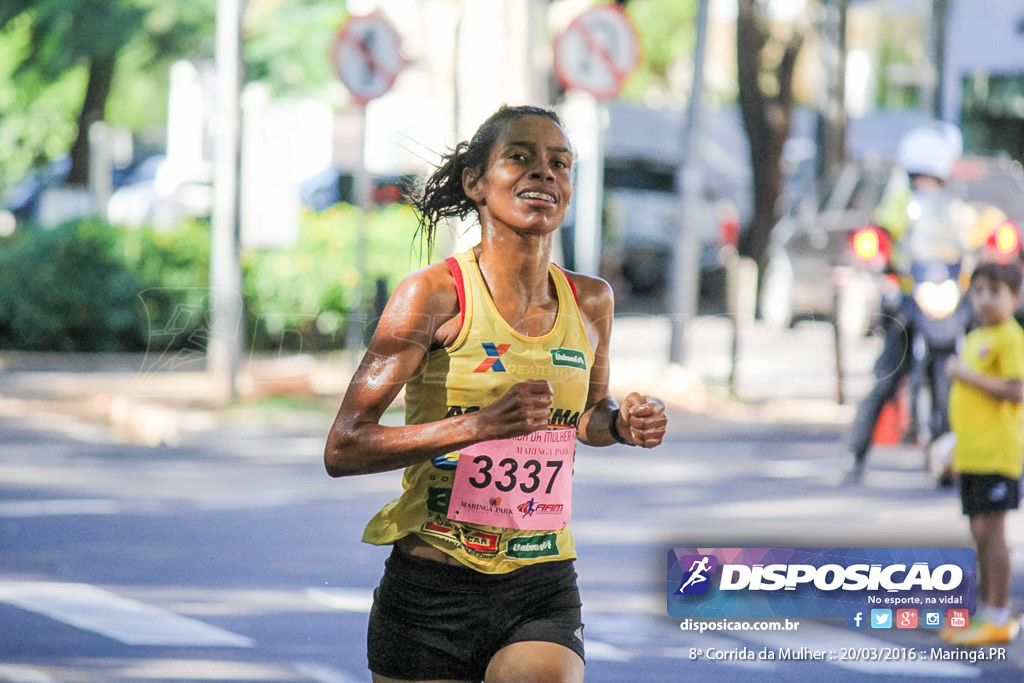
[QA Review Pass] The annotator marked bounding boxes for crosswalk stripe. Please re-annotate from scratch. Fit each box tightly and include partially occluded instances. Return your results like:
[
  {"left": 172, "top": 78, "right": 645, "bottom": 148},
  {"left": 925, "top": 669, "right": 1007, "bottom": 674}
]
[
  {"left": 585, "top": 639, "right": 635, "bottom": 662},
  {"left": 737, "top": 620, "right": 980, "bottom": 678},
  {"left": 305, "top": 587, "right": 374, "bottom": 612},
  {"left": 292, "top": 662, "right": 366, "bottom": 683},
  {"left": 0, "top": 665, "right": 57, "bottom": 683},
  {"left": 0, "top": 582, "right": 254, "bottom": 647},
  {"left": 0, "top": 499, "right": 122, "bottom": 517}
]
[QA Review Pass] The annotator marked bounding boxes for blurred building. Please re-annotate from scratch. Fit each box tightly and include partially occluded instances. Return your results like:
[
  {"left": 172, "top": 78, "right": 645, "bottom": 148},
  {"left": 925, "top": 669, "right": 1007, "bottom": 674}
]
[
  {"left": 943, "top": 0, "right": 1024, "bottom": 161},
  {"left": 846, "top": 0, "right": 1024, "bottom": 162}
]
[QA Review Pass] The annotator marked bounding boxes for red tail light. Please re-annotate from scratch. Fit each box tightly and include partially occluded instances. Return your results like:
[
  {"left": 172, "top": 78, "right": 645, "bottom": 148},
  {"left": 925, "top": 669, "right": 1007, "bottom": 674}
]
[
  {"left": 988, "top": 220, "right": 1021, "bottom": 257},
  {"left": 718, "top": 202, "right": 740, "bottom": 247},
  {"left": 852, "top": 226, "right": 889, "bottom": 264}
]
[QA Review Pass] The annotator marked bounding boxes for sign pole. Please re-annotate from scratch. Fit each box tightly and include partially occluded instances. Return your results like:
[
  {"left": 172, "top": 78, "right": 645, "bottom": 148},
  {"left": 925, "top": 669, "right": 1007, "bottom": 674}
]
[
  {"left": 553, "top": 5, "right": 639, "bottom": 277},
  {"left": 668, "top": 0, "right": 709, "bottom": 366},
  {"left": 571, "top": 97, "right": 606, "bottom": 277},
  {"left": 333, "top": 12, "right": 403, "bottom": 355},
  {"left": 209, "top": 0, "right": 245, "bottom": 404},
  {"left": 345, "top": 106, "right": 372, "bottom": 354}
]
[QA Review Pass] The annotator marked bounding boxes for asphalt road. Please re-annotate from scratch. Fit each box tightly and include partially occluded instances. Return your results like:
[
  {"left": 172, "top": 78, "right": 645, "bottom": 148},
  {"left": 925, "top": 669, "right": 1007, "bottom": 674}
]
[{"left": 3, "top": 388, "right": 1024, "bottom": 683}]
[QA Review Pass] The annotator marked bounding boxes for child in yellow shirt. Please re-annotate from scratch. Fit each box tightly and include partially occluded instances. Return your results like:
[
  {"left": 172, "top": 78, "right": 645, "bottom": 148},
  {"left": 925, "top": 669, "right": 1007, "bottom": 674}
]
[{"left": 945, "top": 261, "right": 1024, "bottom": 645}]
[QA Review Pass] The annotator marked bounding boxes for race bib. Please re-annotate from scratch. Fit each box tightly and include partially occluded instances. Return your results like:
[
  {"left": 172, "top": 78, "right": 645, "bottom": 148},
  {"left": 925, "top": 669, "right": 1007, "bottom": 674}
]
[{"left": 448, "top": 428, "right": 576, "bottom": 531}]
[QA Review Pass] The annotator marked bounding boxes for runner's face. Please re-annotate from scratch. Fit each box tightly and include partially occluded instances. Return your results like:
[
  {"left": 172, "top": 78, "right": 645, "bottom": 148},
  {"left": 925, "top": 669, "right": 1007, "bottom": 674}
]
[{"left": 464, "top": 115, "right": 573, "bottom": 235}]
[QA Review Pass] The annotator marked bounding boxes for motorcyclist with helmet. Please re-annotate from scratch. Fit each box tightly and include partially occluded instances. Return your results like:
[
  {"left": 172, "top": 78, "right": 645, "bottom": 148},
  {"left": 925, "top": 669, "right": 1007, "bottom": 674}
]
[{"left": 846, "top": 123, "right": 970, "bottom": 482}]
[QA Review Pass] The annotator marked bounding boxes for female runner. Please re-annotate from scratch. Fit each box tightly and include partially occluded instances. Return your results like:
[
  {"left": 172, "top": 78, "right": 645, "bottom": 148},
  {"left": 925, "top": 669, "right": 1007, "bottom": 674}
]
[{"left": 325, "top": 104, "right": 668, "bottom": 683}]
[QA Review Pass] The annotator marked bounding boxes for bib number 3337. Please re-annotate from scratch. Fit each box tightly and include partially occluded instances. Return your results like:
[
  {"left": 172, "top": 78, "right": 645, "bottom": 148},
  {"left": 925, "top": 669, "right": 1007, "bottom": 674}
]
[{"left": 449, "top": 428, "right": 576, "bottom": 531}]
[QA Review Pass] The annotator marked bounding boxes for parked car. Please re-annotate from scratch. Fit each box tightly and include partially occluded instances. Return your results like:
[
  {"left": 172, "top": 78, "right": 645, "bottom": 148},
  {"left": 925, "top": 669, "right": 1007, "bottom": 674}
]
[
  {"left": 298, "top": 166, "right": 416, "bottom": 211},
  {"left": 556, "top": 103, "right": 752, "bottom": 310},
  {"left": 601, "top": 159, "right": 741, "bottom": 299},
  {"left": 106, "top": 155, "right": 214, "bottom": 228},
  {"left": 2, "top": 152, "right": 180, "bottom": 230},
  {"left": 759, "top": 155, "right": 1024, "bottom": 335}
]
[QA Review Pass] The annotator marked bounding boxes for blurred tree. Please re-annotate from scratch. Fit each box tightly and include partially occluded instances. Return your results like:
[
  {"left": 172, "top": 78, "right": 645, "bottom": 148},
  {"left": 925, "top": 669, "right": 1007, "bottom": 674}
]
[
  {"left": 245, "top": 0, "right": 348, "bottom": 98},
  {"left": 0, "top": 0, "right": 214, "bottom": 189},
  {"left": 736, "top": 0, "right": 809, "bottom": 267},
  {"left": 621, "top": 0, "right": 831, "bottom": 270},
  {"left": 618, "top": 0, "right": 699, "bottom": 101}
]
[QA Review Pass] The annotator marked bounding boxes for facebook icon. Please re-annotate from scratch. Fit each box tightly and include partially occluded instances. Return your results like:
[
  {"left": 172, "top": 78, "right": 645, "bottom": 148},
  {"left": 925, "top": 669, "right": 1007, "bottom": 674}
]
[{"left": 846, "top": 611, "right": 866, "bottom": 629}]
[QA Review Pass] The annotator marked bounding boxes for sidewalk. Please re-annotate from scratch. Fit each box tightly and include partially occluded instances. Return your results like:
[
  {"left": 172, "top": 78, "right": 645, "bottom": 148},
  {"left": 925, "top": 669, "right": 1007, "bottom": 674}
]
[{"left": 0, "top": 315, "right": 877, "bottom": 445}]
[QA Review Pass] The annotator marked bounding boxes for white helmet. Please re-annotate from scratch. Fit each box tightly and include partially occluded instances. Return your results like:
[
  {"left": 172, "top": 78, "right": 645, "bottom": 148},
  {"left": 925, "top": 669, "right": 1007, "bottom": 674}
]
[{"left": 897, "top": 123, "right": 963, "bottom": 181}]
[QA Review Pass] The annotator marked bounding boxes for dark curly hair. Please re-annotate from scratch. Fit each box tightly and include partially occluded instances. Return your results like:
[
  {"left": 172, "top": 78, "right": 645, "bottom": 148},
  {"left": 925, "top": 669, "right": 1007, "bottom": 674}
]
[
  {"left": 972, "top": 260, "right": 1023, "bottom": 295},
  {"left": 412, "top": 104, "right": 568, "bottom": 259}
]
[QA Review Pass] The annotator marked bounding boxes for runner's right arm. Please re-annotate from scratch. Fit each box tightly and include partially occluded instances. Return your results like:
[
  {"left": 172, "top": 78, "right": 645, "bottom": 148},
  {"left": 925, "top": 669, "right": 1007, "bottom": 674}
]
[{"left": 324, "top": 265, "right": 553, "bottom": 477}]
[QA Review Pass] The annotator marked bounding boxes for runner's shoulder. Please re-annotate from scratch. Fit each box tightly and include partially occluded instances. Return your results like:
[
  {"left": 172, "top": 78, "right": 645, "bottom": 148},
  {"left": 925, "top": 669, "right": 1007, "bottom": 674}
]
[
  {"left": 560, "top": 268, "right": 613, "bottom": 317},
  {"left": 391, "top": 261, "right": 460, "bottom": 319}
]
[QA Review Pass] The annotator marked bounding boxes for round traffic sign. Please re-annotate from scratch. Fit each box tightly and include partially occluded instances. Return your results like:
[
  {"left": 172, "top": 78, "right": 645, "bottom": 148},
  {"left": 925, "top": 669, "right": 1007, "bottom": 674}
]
[
  {"left": 333, "top": 13, "right": 403, "bottom": 104},
  {"left": 553, "top": 5, "right": 640, "bottom": 100}
]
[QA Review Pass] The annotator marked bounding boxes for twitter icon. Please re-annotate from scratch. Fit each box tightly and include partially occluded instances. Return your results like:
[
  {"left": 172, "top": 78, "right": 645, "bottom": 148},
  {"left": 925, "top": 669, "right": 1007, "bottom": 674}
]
[{"left": 871, "top": 609, "right": 892, "bottom": 629}]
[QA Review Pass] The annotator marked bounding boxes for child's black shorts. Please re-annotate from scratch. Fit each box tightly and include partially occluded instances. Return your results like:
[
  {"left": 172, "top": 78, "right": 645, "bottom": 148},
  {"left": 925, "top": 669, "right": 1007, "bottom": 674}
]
[
  {"left": 367, "top": 545, "right": 585, "bottom": 681},
  {"left": 960, "top": 473, "right": 1020, "bottom": 516}
]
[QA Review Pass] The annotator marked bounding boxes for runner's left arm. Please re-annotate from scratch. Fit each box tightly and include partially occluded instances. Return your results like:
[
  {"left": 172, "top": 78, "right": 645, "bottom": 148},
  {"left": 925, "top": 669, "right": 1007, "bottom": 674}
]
[{"left": 567, "top": 272, "right": 667, "bottom": 448}]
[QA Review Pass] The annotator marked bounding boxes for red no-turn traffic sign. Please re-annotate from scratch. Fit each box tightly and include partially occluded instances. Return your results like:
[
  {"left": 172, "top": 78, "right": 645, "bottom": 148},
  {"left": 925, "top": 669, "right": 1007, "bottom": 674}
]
[
  {"left": 333, "top": 13, "right": 403, "bottom": 104},
  {"left": 553, "top": 5, "right": 640, "bottom": 100}
]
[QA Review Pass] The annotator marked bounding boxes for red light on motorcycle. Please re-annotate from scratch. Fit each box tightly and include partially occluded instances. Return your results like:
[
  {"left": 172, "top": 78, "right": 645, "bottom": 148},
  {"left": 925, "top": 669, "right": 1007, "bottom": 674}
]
[
  {"left": 719, "top": 215, "right": 740, "bottom": 247},
  {"left": 989, "top": 220, "right": 1021, "bottom": 256},
  {"left": 717, "top": 201, "right": 740, "bottom": 247},
  {"left": 852, "top": 226, "right": 887, "bottom": 263}
]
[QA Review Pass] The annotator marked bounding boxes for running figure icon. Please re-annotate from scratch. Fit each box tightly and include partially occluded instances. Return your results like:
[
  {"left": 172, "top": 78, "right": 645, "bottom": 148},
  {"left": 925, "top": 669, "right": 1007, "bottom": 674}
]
[{"left": 679, "top": 556, "right": 712, "bottom": 593}]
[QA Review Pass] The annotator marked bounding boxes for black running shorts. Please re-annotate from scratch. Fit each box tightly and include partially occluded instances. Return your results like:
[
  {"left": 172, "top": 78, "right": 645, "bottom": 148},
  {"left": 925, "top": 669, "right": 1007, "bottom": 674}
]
[
  {"left": 366, "top": 546, "right": 585, "bottom": 681},
  {"left": 960, "top": 473, "right": 1020, "bottom": 516}
]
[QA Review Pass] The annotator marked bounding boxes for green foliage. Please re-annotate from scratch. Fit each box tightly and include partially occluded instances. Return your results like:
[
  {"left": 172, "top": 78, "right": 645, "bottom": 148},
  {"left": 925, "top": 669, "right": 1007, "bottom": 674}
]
[
  {"left": 0, "top": 217, "right": 212, "bottom": 352},
  {"left": 0, "top": 204, "right": 421, "bottom": 353},
  {"left": 0, "top": 0, "right": 214, "bottom": 196},
  {"left": 121, "top": 219, "right": 212, "bottom": 354},
  {"left": 242, "top": 203, "right": 420, "bottom": 351},
  {"left": 245, "top": 0, "right": 349, "bottom": 97},
  {"left": 0, "top": 16, "right": 84, "bottom": 193},
  {"left": 0, "top": 219, "right": 146, "bottom": 351},
  {"left": 619, "top": 0, "right": 698, "bottom": 100}
]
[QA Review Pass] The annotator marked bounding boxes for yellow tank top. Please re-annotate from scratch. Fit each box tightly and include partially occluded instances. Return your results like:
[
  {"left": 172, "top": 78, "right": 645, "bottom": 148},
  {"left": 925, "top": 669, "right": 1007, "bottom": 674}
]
[
  {"left": 950, "top": 318, "right": 1024, "bottom": 478},
  {"left": 362, "top": 248, "right": 595, "bottom": 573}
]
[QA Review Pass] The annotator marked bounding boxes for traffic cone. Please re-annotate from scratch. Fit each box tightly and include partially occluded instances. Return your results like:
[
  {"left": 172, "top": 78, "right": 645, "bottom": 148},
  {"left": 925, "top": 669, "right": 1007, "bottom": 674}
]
[{"left": 872, "top": 391, "right": 908, "bottom": 446}]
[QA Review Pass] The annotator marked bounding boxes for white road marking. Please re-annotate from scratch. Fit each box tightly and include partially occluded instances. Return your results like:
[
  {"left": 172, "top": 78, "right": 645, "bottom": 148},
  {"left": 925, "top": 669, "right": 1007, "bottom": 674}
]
[
  {"left": 585, "top": 639, "right": 634, "bottom": 662},
  {"left": 0, "top": 495, "right": 303, "bottom": 517},
  {"left": 0, "top": 499, "right": 122, "bottom": 517},
  {"left": 292, "top": 662, "right": 366, "bottom": 683},
  {"left": 0, "top": 582, "right": 254, "bottom": 647},
  {"left": 305, "top": 588, "right": 374, "bottom": 613},
  {"left": 0, "top": 665, "right": 58, "bottom": 683}
]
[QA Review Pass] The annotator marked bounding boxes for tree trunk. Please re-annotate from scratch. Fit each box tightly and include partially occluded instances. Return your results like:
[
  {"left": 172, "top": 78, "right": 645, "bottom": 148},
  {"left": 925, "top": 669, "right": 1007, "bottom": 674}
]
[
  {"left": 67, "top": 54, "right": 116, "bottom": 187},
  {"left": 735, "top": 0, "right": 806, "bottom": 269},
  {"left": 817, "top": 0, "right": 849, "bottom": 187}
]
